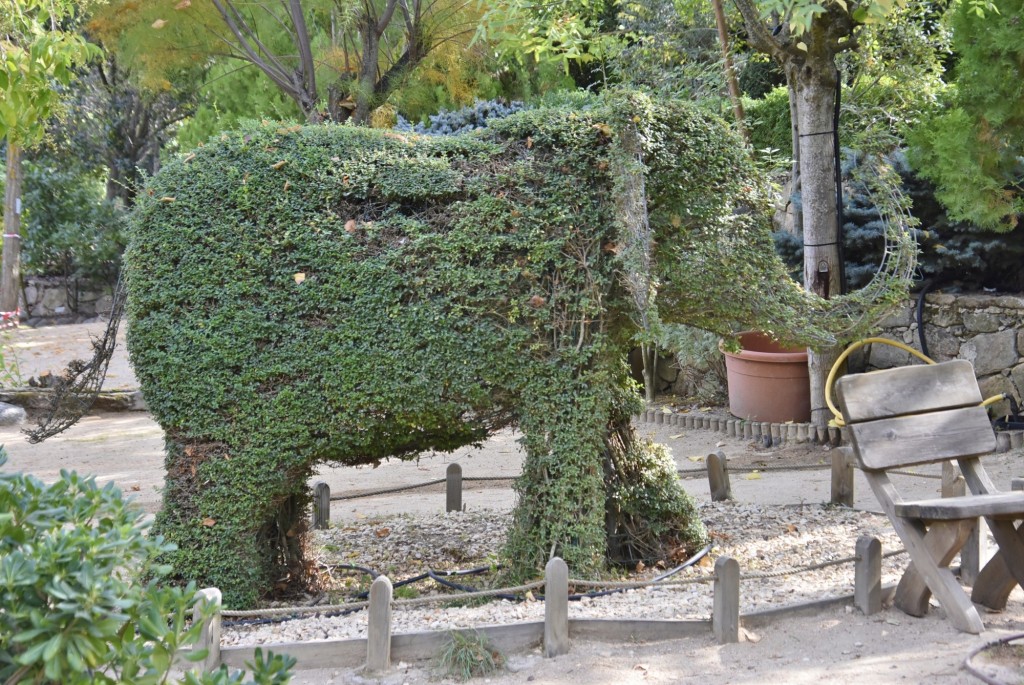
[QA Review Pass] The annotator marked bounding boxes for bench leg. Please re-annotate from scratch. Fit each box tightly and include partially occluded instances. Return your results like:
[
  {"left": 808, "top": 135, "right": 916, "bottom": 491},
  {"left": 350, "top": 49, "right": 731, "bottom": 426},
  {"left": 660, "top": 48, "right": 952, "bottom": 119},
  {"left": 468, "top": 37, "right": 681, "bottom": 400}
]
[
  {"left": 972, "top": 520, "right": 1024, "bottom": 610},
  {"left": 894, "top": 520, "right": 973, "bottom": 618},
  {"left": 866, "top": 472, "right": 985, "bottom": 633}
]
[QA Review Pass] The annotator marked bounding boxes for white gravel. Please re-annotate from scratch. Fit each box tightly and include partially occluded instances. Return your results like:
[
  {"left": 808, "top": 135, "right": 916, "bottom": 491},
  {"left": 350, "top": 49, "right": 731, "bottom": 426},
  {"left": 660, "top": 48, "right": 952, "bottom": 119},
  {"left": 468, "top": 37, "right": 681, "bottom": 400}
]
[{"left": 222, "top": 502, "right": 908, "bottom": 646}]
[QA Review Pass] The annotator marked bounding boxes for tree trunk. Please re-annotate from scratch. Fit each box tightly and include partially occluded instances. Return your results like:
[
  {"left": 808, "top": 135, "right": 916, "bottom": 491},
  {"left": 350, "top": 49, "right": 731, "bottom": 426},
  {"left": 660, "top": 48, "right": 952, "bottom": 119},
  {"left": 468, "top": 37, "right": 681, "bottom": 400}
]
[
  {"left": 353, "top": 25, "right": 380, "bottom": 125},
  {"left": 711, "top": 0, "right": 748, "bottom": 142},
  {"left": 2, "top": 141, "right": 22, "bottom": 317},
  {"left": 790, "top": 59, "right": 843, "bottom": 428}
]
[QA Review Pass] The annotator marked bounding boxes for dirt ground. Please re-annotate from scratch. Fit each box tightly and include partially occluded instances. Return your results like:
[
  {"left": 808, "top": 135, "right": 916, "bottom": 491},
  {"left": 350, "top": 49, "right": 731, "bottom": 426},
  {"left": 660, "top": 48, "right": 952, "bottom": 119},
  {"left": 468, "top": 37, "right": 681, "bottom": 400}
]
[{"left": 4, "top": 322, "right": 1024, "bottom": 684}]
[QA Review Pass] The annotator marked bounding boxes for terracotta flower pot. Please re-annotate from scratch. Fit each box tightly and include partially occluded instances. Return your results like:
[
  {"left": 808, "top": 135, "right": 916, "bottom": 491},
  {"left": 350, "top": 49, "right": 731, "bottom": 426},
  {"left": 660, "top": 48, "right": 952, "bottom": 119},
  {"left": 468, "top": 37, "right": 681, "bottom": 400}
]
[{"left": 720, "top": 331, "right": 810, "bottom": 423}]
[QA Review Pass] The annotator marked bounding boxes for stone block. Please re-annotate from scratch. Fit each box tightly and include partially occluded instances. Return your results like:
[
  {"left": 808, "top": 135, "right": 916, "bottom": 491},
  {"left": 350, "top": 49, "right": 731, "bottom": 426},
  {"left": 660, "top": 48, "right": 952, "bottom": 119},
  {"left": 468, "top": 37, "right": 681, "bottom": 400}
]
[
  {"left": 923, "top": 327, "right": 961, "bottom": 360},
  {"left": 866, "top": 338, "right": 911, "bottom": 370},
  {"left": 927, "top": 293, "right": 956, "bottom": 307},
  {"left": 925, "top": 302, "right": 961, "bottom": 327},
  {"left": 961, "top": 329, "right": 1017, "bottom": 376},
  {"left": 24, "top": 285, "right": 37, "bottom": 305},
  {"left": 1011, "top": 363, "right": 1024, "bottom": 401},
  {"left": 876, "top": 306, "right": 911, "bottom": 328},
  {"left": 963, "top": 310, "right": 1001, "bottom": 333},
  {"left": 0, "top": 402, "right": 26, "bottom": 426},
  {"left": 978, "top": 374, "right": 1017, "bottom": 416}
]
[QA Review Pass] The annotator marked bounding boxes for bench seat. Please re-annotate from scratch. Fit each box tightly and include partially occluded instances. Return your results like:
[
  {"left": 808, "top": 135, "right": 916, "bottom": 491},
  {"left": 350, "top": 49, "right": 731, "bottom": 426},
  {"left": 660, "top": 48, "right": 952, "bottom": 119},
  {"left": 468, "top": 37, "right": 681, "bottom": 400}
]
[{"left": 895, "top": 492, "right": 1024, "bottom": 520}]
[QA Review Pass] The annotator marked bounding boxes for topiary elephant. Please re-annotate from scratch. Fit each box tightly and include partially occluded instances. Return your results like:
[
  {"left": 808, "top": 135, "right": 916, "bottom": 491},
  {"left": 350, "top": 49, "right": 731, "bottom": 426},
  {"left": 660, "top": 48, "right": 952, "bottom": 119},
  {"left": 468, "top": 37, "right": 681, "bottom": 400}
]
[{"left": 126, "top": 91, "right": 841, "bottom": 607}]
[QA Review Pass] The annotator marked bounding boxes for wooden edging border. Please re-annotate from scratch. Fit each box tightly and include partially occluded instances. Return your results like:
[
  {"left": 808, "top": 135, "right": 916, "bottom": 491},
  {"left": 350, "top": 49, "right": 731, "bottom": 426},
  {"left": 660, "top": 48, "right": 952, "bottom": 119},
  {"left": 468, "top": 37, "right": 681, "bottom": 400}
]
[{"left": 199, "top": 585, "right": 898, "bottom": 672}]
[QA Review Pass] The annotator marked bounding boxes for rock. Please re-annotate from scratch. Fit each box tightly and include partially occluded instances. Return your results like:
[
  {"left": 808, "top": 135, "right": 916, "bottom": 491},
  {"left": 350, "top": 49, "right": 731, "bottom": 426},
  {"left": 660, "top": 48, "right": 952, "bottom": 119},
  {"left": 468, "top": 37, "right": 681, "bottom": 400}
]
[
  {"left": 921, "top": 327, "right": 961, "bottom": 360},
  {"left": 865, "top": 338, "right": 910, "bottom": 370},
  {"left": 0, "top": 401, "right": 26, "bottom": 426},
  {"left": 978, "top": 375, "right": 1017, "bottom": 416},
  {"left": 963, "top": 310, "right": 1001, "bottom": 333},
  {"left": 1011, "top": 363, "right": 1024, "bottom": 402},
  {"left": 961, "top": 330, "right": 1018, "bottom": 376}
]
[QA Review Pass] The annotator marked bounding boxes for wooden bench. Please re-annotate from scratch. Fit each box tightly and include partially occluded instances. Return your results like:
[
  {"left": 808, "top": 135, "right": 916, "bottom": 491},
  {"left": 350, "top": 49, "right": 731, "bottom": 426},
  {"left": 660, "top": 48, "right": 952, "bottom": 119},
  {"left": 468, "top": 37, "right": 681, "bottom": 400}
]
[{"left": 835, "top": 359, "right": 1024, "bottom": 634}]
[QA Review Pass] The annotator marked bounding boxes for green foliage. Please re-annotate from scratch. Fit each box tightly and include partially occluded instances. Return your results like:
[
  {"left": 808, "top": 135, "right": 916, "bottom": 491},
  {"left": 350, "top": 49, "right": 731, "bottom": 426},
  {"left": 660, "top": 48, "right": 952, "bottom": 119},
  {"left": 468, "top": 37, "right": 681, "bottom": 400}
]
[
  {"left": 657, "top": 325, "right": 727, "bottom": 404},
  {"left": 0, "top": 449, "right": 294, "bottom": 685},
  {"left": 907, "top": 0, "right": 1024, "bottom": 231},
  {"left": 477, "top": 0, "right": 624, "bottom": 81},
  {"left": 19, "top": 159, "right": 126, "bottom": 280},
  {"left": 0, "top": 0, "right": 102, "bottom": 146},
  {"left": 0, "top": 329, "right": 24, "bottom": 387},
  {"left": 606, "top": 438, "right": 709, "bottom": 562},
  {"left": 126, "top": 92, "right": 874, "bottom": 606},
  {"left": 434, "top": 630, "right": 504, "bottom": 681},
  {"left": 613, "top": 0, "right": 725, "bottom": 101},
  {"left": 738, "top": 56, "right": 785, "bottom": 100},
  {"left": 743, "top": 86, "right": 792, "bottom": 159}
]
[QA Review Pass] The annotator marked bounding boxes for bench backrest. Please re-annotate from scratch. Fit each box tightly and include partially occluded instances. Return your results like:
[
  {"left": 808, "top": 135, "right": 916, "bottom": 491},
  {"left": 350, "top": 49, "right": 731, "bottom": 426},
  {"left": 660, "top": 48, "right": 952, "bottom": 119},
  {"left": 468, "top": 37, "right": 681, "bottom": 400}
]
[{"left": 835, "top": 360, "right": 996, "bottom": 471}]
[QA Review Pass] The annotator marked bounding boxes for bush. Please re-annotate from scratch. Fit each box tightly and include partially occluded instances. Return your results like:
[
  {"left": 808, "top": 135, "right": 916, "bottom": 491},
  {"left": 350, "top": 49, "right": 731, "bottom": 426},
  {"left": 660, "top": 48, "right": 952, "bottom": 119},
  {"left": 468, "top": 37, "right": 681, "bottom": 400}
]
[
  {"left": 0, "top": 449, "right": 293, "bottom": 685},
  {"left": 395, "top": 99, "right": 526, "bottom": 135},
  {"left": 127, "top": 92, "right": 835, "bottom": 605},
  {"left": 743, "top": 86, "right": 793, "bottom": 159},
  {"left": 0, "top": 150, "right": 126, "bottom": 283}
]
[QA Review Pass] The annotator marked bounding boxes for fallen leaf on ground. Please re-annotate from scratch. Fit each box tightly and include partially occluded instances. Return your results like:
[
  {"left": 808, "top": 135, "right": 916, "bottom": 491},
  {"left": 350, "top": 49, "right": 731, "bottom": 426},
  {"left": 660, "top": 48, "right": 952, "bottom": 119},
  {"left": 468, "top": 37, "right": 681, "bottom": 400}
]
[
  {"left": 687, "top": 456, "right": 703, "bottom": 462},
  {"left": 669, "top": 433, "right": 684, "bottom": 439},
  {"left": 744, "top": 471, "right": 762, "bottom": 480},
  {"left": 201, "top": 517, "right": 216, "bottom": 527}
]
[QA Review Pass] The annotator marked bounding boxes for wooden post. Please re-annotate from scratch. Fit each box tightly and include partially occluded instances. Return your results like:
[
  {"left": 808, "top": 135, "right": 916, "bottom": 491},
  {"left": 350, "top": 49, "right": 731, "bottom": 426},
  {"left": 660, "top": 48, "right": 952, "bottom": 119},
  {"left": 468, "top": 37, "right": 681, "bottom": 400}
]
[
  {"left": 831, "top": 446, "right": 854, "bottom": 507},
  {"left": 707, "top": 451, "right": 732, "bottom": 502},
  {"left": 713, "top": 557, "right": 740, "bottom": 644},
  {"left": 943, "top": 462, "right": 985, "bottom": 585},
  {"left": 797, "top": 424, "right": 809, "bottom": 443},
  {"left": 446, "top": 463, "right": 463, "bottom": 513},
  {"left": 312, "top": 481, "right": 330, "bottom": 530},
  {"left": 854, "top": 536, "right": 881, "bottom": 615},
  {"left": 193, "top": 588, "right": 222, "bottom": 673},
  {"left": 366, "top": 576, "right": 393, "bottom": 674},
  {"left": 544, "top": 557, "right": 569, "bottom": 658}
]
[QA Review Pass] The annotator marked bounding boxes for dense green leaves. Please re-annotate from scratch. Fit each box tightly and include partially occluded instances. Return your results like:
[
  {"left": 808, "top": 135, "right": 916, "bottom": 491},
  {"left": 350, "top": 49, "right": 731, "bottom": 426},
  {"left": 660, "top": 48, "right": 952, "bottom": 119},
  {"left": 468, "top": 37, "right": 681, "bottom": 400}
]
[
  {"left": 0, "top": 449, "right": 294, "bottom": 685},
  {"left": 127, "top": 94, "right": 844, "bottom": 605},
  {"left": 907, "top": 0, "right": 1024, "bottom": 231}
]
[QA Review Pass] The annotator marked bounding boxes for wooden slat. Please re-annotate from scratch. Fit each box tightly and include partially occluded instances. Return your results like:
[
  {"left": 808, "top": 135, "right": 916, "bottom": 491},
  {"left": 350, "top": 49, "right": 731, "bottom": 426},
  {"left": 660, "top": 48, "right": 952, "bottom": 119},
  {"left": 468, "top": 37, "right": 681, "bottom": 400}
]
[
  {"left": 895, "top": 492, "right": 1024, "bottom": 520},
  {"left": 836, "top": 360, "right": 982, "bottom": 423},
  {"left": 847, "top": 406, "right": 995, "bottom": 470}
]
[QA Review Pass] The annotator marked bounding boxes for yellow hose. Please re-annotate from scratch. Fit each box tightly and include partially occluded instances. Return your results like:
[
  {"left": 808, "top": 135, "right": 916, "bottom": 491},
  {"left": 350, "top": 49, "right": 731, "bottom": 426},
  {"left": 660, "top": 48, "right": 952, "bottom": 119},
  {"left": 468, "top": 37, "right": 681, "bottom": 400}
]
[{"left": 825, "top": 338, "right": 1010, "bottom": 427}]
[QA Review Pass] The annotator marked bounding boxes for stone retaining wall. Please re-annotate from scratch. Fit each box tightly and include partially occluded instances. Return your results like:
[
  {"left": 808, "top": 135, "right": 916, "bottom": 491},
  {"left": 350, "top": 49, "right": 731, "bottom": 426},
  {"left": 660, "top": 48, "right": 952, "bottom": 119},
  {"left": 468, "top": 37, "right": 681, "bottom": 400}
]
[
  {"left": 870, "top": 293, "right": 1024, "bottom": 415},
  {"left": 20, "top": 276, "right": 115, "bottom": 326}
]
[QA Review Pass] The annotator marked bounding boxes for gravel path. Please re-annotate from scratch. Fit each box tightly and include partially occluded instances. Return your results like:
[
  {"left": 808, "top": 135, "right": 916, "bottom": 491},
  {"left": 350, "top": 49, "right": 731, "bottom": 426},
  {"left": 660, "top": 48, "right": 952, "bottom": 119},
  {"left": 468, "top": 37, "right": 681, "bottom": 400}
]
[{"left": 223, "top": 502, "right": 905, "bottom": 646}]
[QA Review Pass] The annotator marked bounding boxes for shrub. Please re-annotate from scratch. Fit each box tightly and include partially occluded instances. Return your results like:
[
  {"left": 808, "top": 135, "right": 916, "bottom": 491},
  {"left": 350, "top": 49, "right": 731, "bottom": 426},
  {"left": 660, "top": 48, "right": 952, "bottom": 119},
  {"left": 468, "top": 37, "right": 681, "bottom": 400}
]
[
  {"left": 395, "top": 99, "right": 526, "bottom": 135},
  {"left": 435, "top": 631, "right": 504, "bottom": 681},
  {"left": 127, "top": 92, "right": 848, "bottom": 606},
  {"left": 743, "top": 86, "right": 793, "bottom": 159},
  {"left": 0, "top": 449, "right": 294, "bottom": 685},
  {"left": 0, "top": 154, "right": 126, "bottom": 283}
]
